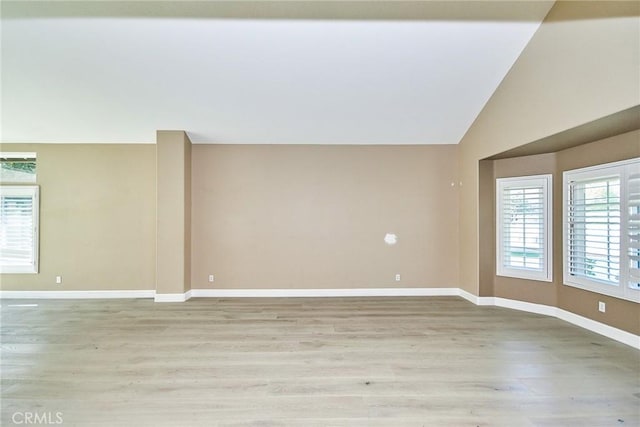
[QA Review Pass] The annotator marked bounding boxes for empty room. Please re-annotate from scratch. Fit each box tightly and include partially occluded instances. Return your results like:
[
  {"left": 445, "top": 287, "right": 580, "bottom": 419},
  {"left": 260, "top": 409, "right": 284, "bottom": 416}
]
[{"left": 1, "top": 1, "right": 639, "bottom": 426}]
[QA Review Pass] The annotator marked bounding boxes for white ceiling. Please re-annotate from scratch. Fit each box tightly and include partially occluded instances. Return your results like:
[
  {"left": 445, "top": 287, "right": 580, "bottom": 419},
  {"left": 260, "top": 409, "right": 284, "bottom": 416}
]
[{"left": 1, "top": 1, "right": 554, "bottom": 144}]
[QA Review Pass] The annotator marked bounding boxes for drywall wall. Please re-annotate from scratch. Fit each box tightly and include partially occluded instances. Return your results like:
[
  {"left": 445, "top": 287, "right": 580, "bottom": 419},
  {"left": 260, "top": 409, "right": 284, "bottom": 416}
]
[
  {"left": 556, "top": 130, "right": 639, "bottom": 334},
  {"left": 491, "top": 152, "right": 557, "bottom": 307},
  {"left": 0, "top": 144, "right": 156, "bottom": 291},
  {"left": 458, "top": 1, "right": 640, "bottom": 294},
  {"left": 478, "top": 159, "right": 496, "bottom": 297},
  {"left": 483, "top": 131, "right": 639, "bottom": 334},
  {"left": 191, "top": 144, "right": 459, "bottom": 289},
  {"left": 156, "top": 131, "right": 192, "bottom": 295}
]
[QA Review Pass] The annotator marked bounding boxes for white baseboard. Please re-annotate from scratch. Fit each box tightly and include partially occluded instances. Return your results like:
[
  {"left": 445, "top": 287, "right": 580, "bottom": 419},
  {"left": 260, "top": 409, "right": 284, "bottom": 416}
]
[
  {"left": 476, "top": 297, "right": 495, "bottom": 306},
  {"left": 457, "top": 289, "right": 495, "bottom": 306},
  {"left": 154, "top": 290, "right": 192, "bottom": 302},
  {"left": 190, "top": 287, "right": 459, "bottom": 298},
  {"left": 0, "top": 290, "right": 154, "bottom": 299},
  {"left": 492, "top": 297, "right": 558, "bottom": 317},
  {"left": 477, "top": 294, "right": 639, "bottom": 350},
  {"left": 456, "top": 289, "right": 478, "bottom": 304},
  {"left": 556, "top": 308, "right": 640, "bottom": 350}
]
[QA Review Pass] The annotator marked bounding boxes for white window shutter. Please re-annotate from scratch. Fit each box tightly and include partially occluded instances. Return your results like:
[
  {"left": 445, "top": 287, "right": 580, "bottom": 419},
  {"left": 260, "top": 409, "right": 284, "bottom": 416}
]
[
  {"left": 496, "top": 175, "right": 552, "bottom": 282},
  {"left": 563, "top": 158, "right": 640, "bottom": 303},
  {"left": 0, "top": 186, "right": 39, "bottom": 273},
  {"left": 501, "top": 185, "right": 545, "bottom": 270},
  {"left": 628, "top": 170, "right": 640, "bottom": 290},
  {"left": 567, "top": 176, "right": 621, "bottom": 285}
]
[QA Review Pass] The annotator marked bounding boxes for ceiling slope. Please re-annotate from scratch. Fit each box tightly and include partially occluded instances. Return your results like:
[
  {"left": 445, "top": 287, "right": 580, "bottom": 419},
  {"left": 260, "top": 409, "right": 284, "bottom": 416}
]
[{"left": 1, "top": 1, "right": 554, "bottom": 144}]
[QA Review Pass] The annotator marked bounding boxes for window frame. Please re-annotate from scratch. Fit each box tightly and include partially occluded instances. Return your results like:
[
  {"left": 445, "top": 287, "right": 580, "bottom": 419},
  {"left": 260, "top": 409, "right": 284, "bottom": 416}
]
[
  {"left": 0, "top": 185, "right": 40, "bottom": 274},
  {"left": 496, "top": 174, "right": 553, "bottom": 282},
  {"left": 563, "top": 158, "right": 640, "bottom": 303}
]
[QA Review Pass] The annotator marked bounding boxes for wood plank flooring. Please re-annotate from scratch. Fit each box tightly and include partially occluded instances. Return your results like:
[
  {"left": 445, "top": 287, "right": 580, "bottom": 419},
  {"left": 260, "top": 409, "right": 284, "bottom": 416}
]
[{"left": 1, "top": 297, "right": 638, "bottom": 426}]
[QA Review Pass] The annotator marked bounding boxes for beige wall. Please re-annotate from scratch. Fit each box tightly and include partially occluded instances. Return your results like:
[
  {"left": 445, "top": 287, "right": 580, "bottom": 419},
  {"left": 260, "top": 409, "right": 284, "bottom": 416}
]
[
  {"left": 458, "top": 1, "right": 640, "bottom": 293},
  {"left": 0, "top": 144, "right": 156, "bottom": 291},
  {"left": 185, "top": 135, "right": 192, "bottom": 292},
  {"left": 191, "top": 144, "right": 459, "bottom": 289},
  {"left": 3, "top": 142, "right": 459, "bottom": 293},
  {"left": 491, "top": 153, "right": 557, "bottom": 306},
  {"left": 556, "top": 131, "right": 640, "bottom": 334},
  {"left": 156, "top": 131, "right": 192, "bottom": 295},
  {"left": 480, "top": 131, "right": 640, "bottom": 334}
]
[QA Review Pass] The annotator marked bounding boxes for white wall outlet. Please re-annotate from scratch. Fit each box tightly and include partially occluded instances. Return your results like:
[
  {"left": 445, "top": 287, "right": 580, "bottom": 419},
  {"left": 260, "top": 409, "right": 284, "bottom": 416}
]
[
  {"left": 208, "top": 274, "right": 214, "bottom": 283},
  {"left": 56, "top": 276, "right": 62, "bottom": 284},
  {"left": 598, "top": 301, "right": 606, "bottom": 313},
  {"left": 395, "top": 274, "right": 401, "bottom": 282}
]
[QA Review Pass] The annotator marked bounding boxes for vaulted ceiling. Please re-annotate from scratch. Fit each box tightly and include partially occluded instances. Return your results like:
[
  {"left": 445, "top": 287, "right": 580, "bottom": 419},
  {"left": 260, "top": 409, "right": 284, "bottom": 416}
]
[{"left": 1, "top": 1, "right": 555, "bottom": 144}]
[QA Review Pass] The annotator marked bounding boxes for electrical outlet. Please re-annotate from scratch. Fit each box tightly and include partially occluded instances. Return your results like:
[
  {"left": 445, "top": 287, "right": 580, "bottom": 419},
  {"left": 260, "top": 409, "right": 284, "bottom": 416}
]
[
  {"left": 56, "top": 276, "right": 62, "bottom": 284},
  {"left": 598, "top": 301, "right": 606, "bottom": 313},
  {"left": 208, "top": 274, "right": 214, "bottom": 283},
  {"left": 395, "top": 274, "right": 401, "bottom": 282}
]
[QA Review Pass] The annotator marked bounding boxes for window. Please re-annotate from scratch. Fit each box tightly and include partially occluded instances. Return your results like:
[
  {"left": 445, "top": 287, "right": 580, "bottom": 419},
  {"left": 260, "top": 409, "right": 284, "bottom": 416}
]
[
  {"left": 0, "top": 152, "right": 36, "bottom": 183},
  {"left": 0, "top": 186, "right": 39, "bottom": 273},
  {"left": 496, "top": 175, "right": 552, "bottom": 282},
  {"left": 563, "top": 158, "right": 640, "bottom": 303}
]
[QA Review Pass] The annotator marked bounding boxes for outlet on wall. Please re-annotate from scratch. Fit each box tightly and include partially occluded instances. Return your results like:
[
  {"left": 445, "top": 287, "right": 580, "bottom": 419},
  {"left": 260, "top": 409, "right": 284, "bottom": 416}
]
[
  {"left": 208, "top": 274, "right": 215, "bottom": 283},
  {"left": 598, "top": 301, "right": 606, "bottom": 313},
  {"left": 56, "top": 276, "right": 62, "bottom": 284},
  {"left": 395, "top": 274, "right": 401, "bottom": 282}
]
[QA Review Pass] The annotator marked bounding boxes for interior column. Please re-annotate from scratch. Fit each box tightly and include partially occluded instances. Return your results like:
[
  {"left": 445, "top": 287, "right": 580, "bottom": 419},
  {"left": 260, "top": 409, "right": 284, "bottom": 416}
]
[{"left": 155, "top": 130, "right": 192, "bottom": 301}]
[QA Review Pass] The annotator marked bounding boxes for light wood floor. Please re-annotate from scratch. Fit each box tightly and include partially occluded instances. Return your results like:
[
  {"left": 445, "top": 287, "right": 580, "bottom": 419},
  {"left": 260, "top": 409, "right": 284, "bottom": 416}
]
[{"left": 1, "top": 297, "right": 638, "bottom": 426}]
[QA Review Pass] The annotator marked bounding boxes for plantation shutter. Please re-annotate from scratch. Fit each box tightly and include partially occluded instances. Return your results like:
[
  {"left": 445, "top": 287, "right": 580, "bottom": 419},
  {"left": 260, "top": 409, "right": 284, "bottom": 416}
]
[
  {"left": 496, "top": 175, "right": 551, "bottom": 282},
  {"left": 628, "top": 170, "right": 640, "bottom": 290},
  {"left": 567, "top": 176, "right": 620, "bottom": 285},
  {"left": 501, "top": 184, "right": 545, "bottom": 271},
  {"left": 0, "top": 186, "right": 39, "bottom": 273}
]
